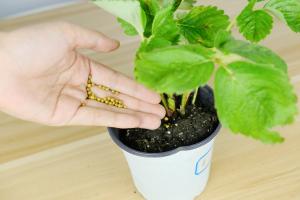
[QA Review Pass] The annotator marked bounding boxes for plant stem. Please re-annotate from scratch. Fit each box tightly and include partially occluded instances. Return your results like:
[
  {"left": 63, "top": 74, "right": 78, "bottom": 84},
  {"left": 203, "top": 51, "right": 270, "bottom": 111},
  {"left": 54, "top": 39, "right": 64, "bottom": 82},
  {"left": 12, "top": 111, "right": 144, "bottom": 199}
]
[
  {"left": 180, "top": 92, "right": 190, "bottom": 115},
  {"left": 249, "top": 0, "right": 257, "bottom": 8},
  {"left": 226, "top": 0, "right": 256, "bottom": 32},
  {"left": 167, "top": 94, "right": 176, "bottom": 112},
  {"left": 160, "top": 94, "right": 168, "bottom": 109},
  {"left": 161, "top": 94, "right": 173, "bottom": 117},
  {"left": 192, "top": 88, "right": 198, "bottom": 105},
  {"left": 222, "top": 65, "right": 234, "bottom": 77},
  {"left": 226, "top": 18, "right": 236, "bottom": 32},
  {"left": 172, "top": 0, "right": 183, "bottom": 11}
]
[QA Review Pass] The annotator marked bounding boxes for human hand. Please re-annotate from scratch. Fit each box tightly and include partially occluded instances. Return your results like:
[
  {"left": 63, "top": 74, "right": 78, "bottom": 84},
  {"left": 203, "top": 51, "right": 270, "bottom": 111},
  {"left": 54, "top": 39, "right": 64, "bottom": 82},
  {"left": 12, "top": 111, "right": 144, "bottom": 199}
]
[{"left": 0, "top": 22, "right": 165, "bottom": 129}]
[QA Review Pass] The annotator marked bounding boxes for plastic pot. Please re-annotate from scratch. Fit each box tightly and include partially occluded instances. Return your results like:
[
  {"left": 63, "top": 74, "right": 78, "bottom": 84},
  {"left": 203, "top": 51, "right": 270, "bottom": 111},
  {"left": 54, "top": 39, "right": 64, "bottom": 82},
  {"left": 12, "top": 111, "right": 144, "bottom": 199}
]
[{"left": 108, "top": 87, "right": 221, "bottom": 200}]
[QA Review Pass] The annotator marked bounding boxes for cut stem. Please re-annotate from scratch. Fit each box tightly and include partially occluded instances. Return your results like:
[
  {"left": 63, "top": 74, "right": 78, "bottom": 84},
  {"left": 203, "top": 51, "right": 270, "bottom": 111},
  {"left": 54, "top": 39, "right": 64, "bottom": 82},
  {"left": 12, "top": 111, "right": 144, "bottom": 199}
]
[
  {"left": 226, "top": 18, "right": 236, "bottom": 32},
  {"left": 160, "top": 94, "right": 168, "bottom": 110},
  {"left": 161, "top": 94, "right": 173, "bottom": 117},
  {"left": 180, "top": 92, "right": 190, "bottom": 115},
  {"left": 192, "top": 88, "right": 198, "bottom": 105},
  {"left": 167, "top": 94, "right": 176, "bottom": 112}
]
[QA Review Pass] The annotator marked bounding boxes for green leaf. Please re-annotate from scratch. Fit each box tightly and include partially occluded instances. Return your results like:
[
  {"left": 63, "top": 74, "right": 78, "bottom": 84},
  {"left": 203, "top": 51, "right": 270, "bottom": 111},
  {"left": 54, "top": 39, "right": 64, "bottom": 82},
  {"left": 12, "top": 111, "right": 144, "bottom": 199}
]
[
  {"left": 139, "top": 0, "right": 160, "bottom": 15},
  {"left": 93, "top": 0, "right": 146, "bottom": 36},
  {"left": 215, "top": 61, "right": 297, "bottom": 143},
  {"left": 135, "top": 44, "right": 215, "bottom": 93},
  {"left": 214, "top": 30, "right": 232, "bottom": 48},
  {"left": 138, "top": 37, "right": 172, "bottom": 53},
  {"left": 152, "top": 6, "right": 180, "bottom": 43},
  {"left": 264, "top": 0, "right": 300, "bottom": 32},
  {"left": 179, "top": 0, "right": 197, "bottom": 10},
  {"left": 161, "top": 0, "right": 182, "bottom": 11},
  {"left": 220, "top": 38, "right": 288, "bottom": 72},
  {"left": 251, "top": 130, "right": 284, "bottom": 144},
  {"left": 237, "top": 6, "right": 273, "bottom": 42},
  {"left": 177, "top": 6, "right": 230, "bottom": 47},
  {"left": 139, "top": 0, "right": 159, "bottom": 37},
  {"left": 117, "top": 18, "right": 138, "bottom": 36}
]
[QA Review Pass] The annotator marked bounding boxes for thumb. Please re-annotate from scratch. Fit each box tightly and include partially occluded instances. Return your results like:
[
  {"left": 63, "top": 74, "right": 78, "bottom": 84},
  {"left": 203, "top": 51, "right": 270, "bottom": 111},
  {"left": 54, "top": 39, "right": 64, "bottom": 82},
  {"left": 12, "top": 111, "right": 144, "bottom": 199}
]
[{"left": 61, "top": 22, "right": 120, "bottom": 52}]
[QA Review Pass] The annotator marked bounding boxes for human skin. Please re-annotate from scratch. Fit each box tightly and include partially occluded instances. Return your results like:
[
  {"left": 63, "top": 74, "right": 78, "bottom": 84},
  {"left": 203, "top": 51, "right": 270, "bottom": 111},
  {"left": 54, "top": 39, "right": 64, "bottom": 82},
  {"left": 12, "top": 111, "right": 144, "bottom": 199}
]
[{"left": 0, "top": 22, "right": 165, "bottom": 129}]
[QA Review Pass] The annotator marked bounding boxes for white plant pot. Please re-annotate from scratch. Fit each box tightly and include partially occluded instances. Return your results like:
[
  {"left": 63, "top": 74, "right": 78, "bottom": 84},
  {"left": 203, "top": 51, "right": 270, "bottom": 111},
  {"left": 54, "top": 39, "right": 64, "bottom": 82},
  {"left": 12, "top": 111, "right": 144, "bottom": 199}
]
[
  {"left": 108, "top": 126, "right": 220, "bottom": 200},
  {"left": 108, "top": 87, "right": 220, "bottom": 200}
]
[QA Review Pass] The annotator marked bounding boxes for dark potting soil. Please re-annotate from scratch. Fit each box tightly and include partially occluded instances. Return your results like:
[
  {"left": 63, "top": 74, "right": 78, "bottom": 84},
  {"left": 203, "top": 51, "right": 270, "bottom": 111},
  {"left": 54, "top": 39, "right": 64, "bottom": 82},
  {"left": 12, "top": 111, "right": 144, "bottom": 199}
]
[{"left": 120, "top": 100, "right": 219, "bottom": 153}]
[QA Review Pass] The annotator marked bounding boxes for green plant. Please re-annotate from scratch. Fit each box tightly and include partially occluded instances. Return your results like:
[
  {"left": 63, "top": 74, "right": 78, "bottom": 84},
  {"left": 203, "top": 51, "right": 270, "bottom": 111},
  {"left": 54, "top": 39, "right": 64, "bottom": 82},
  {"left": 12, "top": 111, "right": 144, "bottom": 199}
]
[{"left": 92, "top": 0, "right": 299, "bottom": 143}]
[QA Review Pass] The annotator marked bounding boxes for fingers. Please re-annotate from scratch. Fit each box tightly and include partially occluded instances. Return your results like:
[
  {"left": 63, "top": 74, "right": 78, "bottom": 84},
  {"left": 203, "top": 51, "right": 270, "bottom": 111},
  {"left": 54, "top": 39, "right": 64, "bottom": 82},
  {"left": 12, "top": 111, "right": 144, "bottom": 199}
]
[
  {"left": 90, "top": 61, "right": 161, "bottom": 104},
  {"left": 68, "top": 105, "right": 161, "bottom": 129},
  {"left": 86, "top": 100, "right": 162, "bottom": 129},
  {"left": 68, "top": 106, "right": 139, "bottom": 128},
  {"left": 91, "top": 86, "right": 166, "bottom": 118},
  {"left": 60, "top": 22, "right": 120, "bottom": 52}
]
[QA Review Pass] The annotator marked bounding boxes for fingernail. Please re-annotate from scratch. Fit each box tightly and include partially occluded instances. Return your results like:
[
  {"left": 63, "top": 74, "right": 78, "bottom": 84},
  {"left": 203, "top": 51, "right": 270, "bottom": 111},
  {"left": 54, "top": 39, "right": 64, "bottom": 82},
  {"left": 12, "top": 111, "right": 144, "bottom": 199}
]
[
  {"left": 158, "top": 105, "right": 166, "bottom": 118},
  {"left": 143, "top": 119, "right": 161, "bottom": 130},
  {"left": 112, "top": 39, "right": 120, "bottom": 45}
]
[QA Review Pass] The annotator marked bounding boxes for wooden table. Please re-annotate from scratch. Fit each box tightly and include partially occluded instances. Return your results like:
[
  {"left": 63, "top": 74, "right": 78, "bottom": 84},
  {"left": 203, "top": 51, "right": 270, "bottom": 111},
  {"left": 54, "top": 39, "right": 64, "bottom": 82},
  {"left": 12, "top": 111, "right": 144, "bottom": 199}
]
[{"left": 0, "top": 1, "right": 300, "bottom": 200}]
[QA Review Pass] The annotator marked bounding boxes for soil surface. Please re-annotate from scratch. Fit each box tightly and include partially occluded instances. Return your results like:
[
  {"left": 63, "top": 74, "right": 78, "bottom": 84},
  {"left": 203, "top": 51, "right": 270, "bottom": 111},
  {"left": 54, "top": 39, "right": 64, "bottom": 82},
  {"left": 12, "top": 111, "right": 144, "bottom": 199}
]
[{"left": 120, "top": 88, "right": 219, "bottom": 153}]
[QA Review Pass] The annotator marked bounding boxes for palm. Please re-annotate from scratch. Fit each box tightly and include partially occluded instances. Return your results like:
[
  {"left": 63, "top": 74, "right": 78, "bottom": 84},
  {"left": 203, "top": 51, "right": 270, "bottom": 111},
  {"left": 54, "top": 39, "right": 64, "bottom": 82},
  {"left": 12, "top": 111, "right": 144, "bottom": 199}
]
[
  {"left": 27, "top": 53, "right": 90, "bottom": 125},
  {"left": 0, "top": 22, "right": 165, "bottom": 129}
]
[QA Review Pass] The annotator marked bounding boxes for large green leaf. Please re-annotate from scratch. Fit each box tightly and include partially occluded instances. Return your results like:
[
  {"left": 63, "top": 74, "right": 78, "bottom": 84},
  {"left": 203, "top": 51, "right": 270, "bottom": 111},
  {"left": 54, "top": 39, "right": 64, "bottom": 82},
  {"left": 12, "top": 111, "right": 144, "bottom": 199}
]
[
  {"left": 135, "top": 44, "right": 215, "bottom": 93},
  {"left": 152, "top": 6, "right": 180, "bottom": 43},
  {"left": 237, "top": 5, "right": 273, "bottom": 42},
  {"left": 264, "top": 0, "right": 300, "bottom": 32},
  {"left": 177, "top": 6, "right": 230, "bottom": 47},
  {"left": 93, "top": 0, "right": 146, "bottom": 35},
  {"left": 219, "top": 38, "right": 288, "bottom": 72},
  {"left": 215, "top": 61, "right": 297, "bottom": 143}
]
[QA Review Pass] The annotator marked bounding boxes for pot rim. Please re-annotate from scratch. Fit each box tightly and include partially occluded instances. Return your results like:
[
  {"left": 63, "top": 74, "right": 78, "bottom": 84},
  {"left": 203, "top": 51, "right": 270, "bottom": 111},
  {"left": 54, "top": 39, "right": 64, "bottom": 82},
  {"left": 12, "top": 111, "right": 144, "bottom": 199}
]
[{"left": 107, "top": 123, "right": 221, "bottom": 158}]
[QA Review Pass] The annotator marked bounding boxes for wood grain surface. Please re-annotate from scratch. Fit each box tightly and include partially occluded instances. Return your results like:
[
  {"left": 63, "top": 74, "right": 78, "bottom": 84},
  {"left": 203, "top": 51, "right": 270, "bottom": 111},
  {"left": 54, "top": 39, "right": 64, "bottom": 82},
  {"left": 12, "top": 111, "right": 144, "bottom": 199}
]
[{"left": 0, "top": 1, "right": 300, "bottom": 200}]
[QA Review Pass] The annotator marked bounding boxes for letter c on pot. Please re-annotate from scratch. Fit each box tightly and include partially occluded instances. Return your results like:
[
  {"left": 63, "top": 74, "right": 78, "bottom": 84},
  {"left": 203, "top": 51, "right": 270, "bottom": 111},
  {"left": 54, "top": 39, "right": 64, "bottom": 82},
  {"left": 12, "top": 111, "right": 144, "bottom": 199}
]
[{"left": 194, "top": 147, "right": 212, "bottom": 176}]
